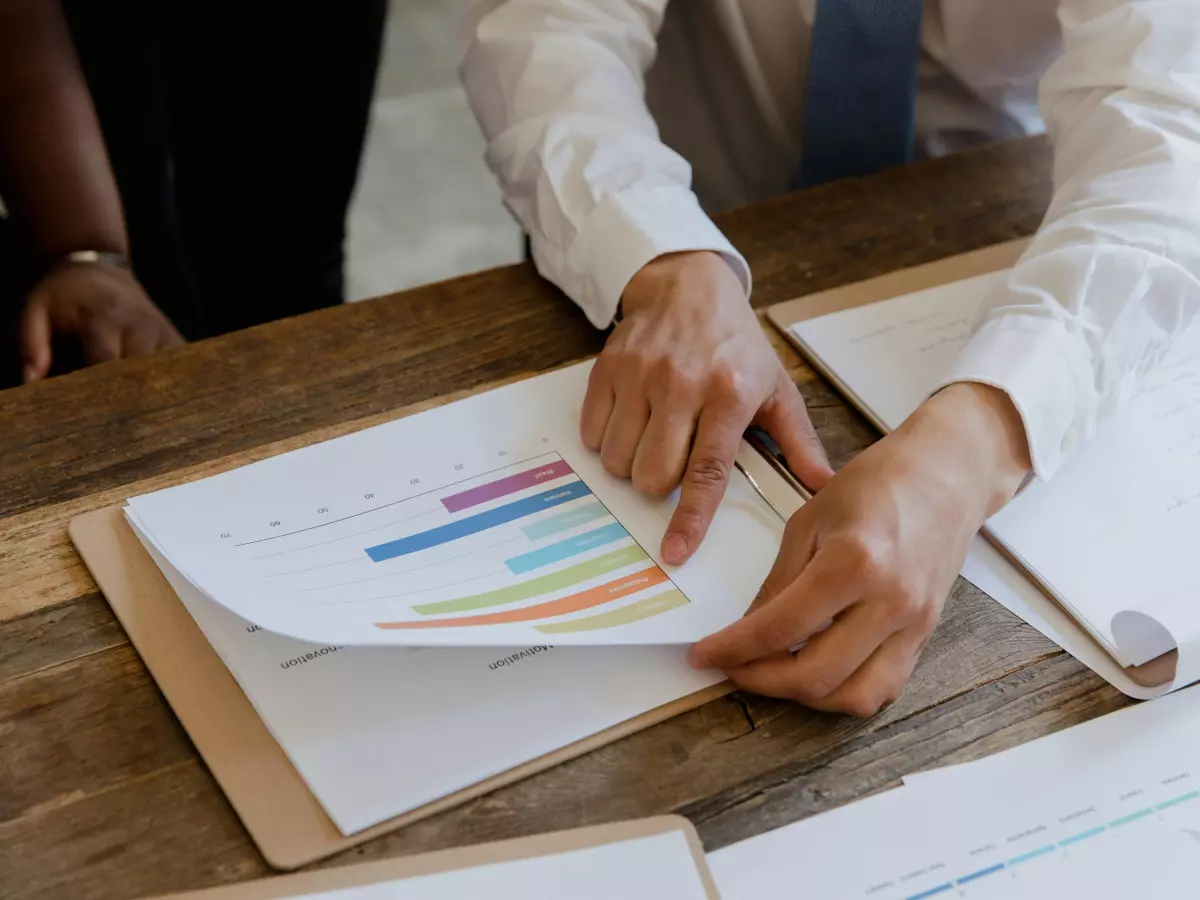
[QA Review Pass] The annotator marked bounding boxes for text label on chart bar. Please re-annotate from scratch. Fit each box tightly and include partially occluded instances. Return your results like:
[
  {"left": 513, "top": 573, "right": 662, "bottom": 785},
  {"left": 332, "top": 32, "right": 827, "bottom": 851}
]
[
  {"left": 504, "top": 522, "right": 629, "bottom": 575},
  {"left": 441, "top": 459, "right": 574, "bottom": 513}
]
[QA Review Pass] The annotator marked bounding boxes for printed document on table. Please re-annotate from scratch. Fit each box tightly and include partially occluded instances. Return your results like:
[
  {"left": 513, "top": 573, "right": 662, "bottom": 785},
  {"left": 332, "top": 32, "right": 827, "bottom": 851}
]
[
  {"left": 127, "top": 519, "right": 722, "bottom": 836},
  {"left": 126, "top": 363, "right": 789, "bottom": 647},
  {"left": 283, "top": 829, "right": 711, "bottom": 899},
  {"left": 711, "top": 686, "right": 1200, "bottom": 899},
  {"left": 788, "top": 271, "right": 1200, "bottom": 685}
]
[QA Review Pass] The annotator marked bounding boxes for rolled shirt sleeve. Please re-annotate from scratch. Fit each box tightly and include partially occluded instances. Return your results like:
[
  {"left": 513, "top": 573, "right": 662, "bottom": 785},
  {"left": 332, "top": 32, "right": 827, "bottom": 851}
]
[
  {"left": 935, "top": 0, "right": 1200, "bottom": 478},
  {"left": 460, "top": 0, "right": 750, "bottom": 329}
]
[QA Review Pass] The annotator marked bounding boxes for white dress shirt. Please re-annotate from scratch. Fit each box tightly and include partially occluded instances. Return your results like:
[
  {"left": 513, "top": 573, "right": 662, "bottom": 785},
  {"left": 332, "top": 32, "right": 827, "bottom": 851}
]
[{"left": 460, "top": 0, "right": 1200, "bottom": 480}]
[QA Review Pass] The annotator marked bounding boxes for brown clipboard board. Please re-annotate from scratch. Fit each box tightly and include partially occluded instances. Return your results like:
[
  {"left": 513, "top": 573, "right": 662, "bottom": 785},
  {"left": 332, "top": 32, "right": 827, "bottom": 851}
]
[
  {"left": 69, "top": 505, "right": 733, "bottom": 871},
  {"left": 146, "top": 816, "right": 720, "bottom": 899},
  {"left": 766, "top": 239, "right": 1177, "bottom": 689}
]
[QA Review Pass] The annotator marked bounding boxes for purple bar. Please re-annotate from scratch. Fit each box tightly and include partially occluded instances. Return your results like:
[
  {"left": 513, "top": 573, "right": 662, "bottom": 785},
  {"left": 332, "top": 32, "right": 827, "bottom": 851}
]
[{"left": 441, "top": 460, "right": 574, "bottom": 513}]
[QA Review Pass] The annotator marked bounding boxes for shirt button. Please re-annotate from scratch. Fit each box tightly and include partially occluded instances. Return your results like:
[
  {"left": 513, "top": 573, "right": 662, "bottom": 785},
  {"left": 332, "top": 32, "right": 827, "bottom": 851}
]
[{"left": 1061, "top": 429, "right": 1078, "bottom": 454}]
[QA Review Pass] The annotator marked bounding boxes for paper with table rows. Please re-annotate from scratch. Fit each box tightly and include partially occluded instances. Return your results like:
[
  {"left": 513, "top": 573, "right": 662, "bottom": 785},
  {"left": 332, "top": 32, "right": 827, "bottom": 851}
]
[
  {"left": 711, "top": 684, "right": 1200, "bottom": 899},
  {"left": 126, "top": 362, "right": 785, "bottom": 647},
  {"left": 788, "top": 271, "right": 1200, "bottom": 682}
]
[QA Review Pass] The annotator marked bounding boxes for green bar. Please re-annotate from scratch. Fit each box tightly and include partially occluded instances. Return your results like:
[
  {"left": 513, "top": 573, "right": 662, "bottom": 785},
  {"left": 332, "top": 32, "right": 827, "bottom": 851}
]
[
  {"left": 535, "top": 590, "right": 689, "bottom": 634},
  {"left": 1007, "top": 845, "right": 1057, "bottom": 866},
  {"left": 521, "top": 500, "right": 610, "bottom": 541},
  {"left": 1108, "top": 808, "right": 1153, "bottom": 828},
  {"left": 1157, "top": 790, "right": 1200, "bottom": 810},
  {"left": 413, "top": 545, "right": 648, "bottom": 615}
]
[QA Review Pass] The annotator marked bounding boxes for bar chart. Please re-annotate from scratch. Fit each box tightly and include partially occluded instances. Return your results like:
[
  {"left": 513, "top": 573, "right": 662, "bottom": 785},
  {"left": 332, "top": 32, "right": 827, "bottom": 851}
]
[
  {"left": 236, "top": 452, "right": 689, "bottom": 636},
  {"left": 126, "top": 361, "right": 782, "bottom": 646}
]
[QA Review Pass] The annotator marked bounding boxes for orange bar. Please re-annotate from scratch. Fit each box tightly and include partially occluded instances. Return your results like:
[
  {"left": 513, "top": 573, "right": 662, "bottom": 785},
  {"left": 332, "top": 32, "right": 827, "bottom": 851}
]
[{"left": 375, "top": 565, "right": 670, "bottom": 630}]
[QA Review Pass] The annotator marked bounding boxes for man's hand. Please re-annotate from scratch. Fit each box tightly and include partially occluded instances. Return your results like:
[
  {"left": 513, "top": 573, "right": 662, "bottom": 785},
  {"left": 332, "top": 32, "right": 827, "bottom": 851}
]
[
  {"left": 20, "top": 261, "right": 183, "bottom": 382},
  {"left": 583, "top": 250, "right": 833, "bottom": 564},
  {"left": 689, "top": 382, "right": 1032, "bottom": 717}
]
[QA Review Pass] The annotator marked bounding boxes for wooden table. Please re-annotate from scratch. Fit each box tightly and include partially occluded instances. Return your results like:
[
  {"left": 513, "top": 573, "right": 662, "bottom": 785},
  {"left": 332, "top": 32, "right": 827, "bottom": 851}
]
[{"left": 0, "top": 136, "right": 1132, "bottom": 899}]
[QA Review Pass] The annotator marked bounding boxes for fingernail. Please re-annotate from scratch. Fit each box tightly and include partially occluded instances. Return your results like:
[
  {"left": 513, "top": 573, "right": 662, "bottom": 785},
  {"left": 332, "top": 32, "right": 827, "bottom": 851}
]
[
  {"left": 22, "top": 364, "right": 37, "bottom": 384},
  {"left": 662, "top": 533, "right": 689, "bottom": 565},
  {"left": 686, "top": 644, "right": 707, "bottom": 669}
]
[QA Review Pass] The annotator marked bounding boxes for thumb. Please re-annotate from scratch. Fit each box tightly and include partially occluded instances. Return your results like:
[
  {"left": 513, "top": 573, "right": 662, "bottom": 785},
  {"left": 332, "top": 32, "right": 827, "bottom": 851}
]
[
  {"left": 19, "top": 300, "right": 52, "bottom": 383},
  {"left": 755, "top": 374, "right": 834, "bottom": 491}
]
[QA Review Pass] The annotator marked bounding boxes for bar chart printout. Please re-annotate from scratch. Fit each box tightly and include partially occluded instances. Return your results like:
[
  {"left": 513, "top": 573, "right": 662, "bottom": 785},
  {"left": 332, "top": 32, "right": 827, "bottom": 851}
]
[
  {"left": 150, "top": 449, "right": 698, "bottom": 644},
  {"left": 126, "top": 362, "right": 788, "bottom": 646},
  {"left": 709, "top": 683, "right": 1200, "bottom": 900}
]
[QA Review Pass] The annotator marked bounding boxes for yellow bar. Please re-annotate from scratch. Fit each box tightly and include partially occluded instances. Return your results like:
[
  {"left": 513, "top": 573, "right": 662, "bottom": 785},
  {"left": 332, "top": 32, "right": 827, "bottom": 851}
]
[{"left": 534, "top": 589, "right": 689, "bottom": 634}]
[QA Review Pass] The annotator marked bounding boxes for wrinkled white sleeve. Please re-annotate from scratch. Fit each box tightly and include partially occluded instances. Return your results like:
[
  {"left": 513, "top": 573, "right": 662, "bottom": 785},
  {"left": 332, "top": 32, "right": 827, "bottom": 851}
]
[
  {"left": 936, "top": 0, "right": 1200, "bottom": 478},
  {"left": 459, "top": 0, "right": 751, "bottom": 329}
]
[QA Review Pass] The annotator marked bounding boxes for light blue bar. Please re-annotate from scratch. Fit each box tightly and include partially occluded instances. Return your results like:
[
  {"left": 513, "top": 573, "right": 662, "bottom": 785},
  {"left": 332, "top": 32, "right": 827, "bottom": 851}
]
[
  {"left": 905, "top": 885, "right": 953, "bottom": 900},
  {"left": 1058, "top": 826, "right": 1106, "bottom": 847},
  {"left": 521, "top": 501, "right": 610, "bottom": 540},
  {"left": 1108, "top": 808, "right": 1153, "bottom": 828},
  {"left": 1157, "top": 790, "right": 1200, "bottom": 810},
  {"left": 505, "top": 522, "right": 629, "bottom": 575},
  {"left": 1008, "top": 845, "right": 1057, "bottom": 866},
  {"left": 956, "top": 863, "right": 1005, "bottom": 885},
  {"left": 366, "top": 482, "right": 592, "bottom": 562}
]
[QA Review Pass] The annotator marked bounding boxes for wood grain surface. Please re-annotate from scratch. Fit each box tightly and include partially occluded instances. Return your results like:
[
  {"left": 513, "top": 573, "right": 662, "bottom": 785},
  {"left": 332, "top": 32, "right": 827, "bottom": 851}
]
[{"left": 1, "top": 136, "right": 1132, "bottom": 900}]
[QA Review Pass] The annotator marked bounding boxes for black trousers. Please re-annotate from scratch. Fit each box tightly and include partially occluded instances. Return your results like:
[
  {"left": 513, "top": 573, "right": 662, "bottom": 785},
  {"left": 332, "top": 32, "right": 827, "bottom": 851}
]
[{"left": 59, "top": 0, "right": 387, "bottom": 341}]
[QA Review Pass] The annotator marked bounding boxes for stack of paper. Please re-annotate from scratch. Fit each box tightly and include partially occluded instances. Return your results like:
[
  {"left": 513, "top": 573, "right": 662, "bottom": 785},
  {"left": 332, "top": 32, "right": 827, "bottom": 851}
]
[
  {"left": 112, "top": 361, "right": 801, "bottom": 838},
  {"left": 783, "top": 270, "right": 1200, "bottom": 694},
  {"left": 711, "top": 686, "right": 1200, "bottom": 899}
]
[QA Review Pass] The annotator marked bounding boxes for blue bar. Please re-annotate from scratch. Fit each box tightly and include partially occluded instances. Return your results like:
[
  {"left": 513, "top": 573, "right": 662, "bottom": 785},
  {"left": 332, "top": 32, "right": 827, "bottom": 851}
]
[
  {"left": 365, "top": 482, "right": 594, "bottom": 562},
  {"left": 956, "top": 863, "right": 1005, "bottom": 885},
  {"left": 1058, "top": 826, "right": 1106, "bottom": 847},
  {"left": 905, "top": 885, "right": 953, "bottom": 900},
  {"left": 1008, "top": 845, "right": 1057, "bottom": 865},
  {"left": 504, "top": 522, "right": 629, "bottom": 574}
]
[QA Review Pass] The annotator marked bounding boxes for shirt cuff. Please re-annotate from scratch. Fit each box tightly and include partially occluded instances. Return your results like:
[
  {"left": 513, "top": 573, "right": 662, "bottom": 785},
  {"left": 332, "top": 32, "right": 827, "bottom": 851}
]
[
  {"left": 932, "top": 312, "right": 1097, "bottom": 480},
  {"left": 570, "top": 185, "right": 751, "bottom": 329}
]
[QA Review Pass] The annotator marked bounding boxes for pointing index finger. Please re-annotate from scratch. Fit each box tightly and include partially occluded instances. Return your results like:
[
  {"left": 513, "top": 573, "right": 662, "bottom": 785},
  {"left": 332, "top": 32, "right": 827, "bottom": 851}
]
[{"left": 661, "top": 401, "right": 746, "bottom": 565}]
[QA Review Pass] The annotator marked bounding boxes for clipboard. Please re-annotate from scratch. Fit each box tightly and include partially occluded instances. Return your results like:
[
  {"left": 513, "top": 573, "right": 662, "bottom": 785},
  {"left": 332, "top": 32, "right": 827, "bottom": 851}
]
[
  {"left": 69, "top": 505, "right": 733, "bottom": 870},
  {"left": 145, "top": 816, "right": 720, "bottom": 899},
  {"left": 766, "top": 239, "right": 1176, "bottom": 689}
]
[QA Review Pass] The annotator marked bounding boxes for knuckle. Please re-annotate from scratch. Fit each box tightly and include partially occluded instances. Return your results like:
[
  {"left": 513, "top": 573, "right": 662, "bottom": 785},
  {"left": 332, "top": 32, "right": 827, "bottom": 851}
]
[
  {"left": 600, "top": 447, "right": 633, "bottom": 480},
  {"left": 881, "top": 587, "right": 922, "bottom": 622},
  {"left": 913, "top": 597, "right": 942, "bottom": 633},
  {"left": 831, "top": 535, "right": 888, "bottom": 584},
  {"left": 632, "top": 466, "right": 677, "bottom": 498},
  {"left": 686, "top": 454, "right": 730, "bottom": 490},
  {"left": 840, "top": 690, "right": 887, "bottom": 719},
  {"left": 709, "top": 366, "right": 754, "bottom": 408},
  {"left": 797, "top": 670, "right": 839, "bottom": 703},
  {"left": 748, "top": 616, "right": 797, "bottom": 657},
  {"left": 651, "top": 358, "right": 701, "bottom": 399}
]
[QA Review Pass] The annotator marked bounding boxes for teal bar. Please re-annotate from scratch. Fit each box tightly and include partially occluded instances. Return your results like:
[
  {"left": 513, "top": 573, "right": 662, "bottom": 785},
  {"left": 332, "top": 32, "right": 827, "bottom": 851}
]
[
  {"left": 1157, "top": 790, "right": 1200, "bottom": 810},
  {"left": 1008, "top": 845, "right": 1057, "bottom": 865},
  {"left": 505, "top": 522, "right": 629, "bottom": 575},
  {"left": 1108, "top": 808, "right": 1153, "bottom": 828},
  {"left": 521, "top": 501, "right": 610, "bottom": 540},
  {"left": 1058, "top": 826, "right": 1106, "bottom": 847}
]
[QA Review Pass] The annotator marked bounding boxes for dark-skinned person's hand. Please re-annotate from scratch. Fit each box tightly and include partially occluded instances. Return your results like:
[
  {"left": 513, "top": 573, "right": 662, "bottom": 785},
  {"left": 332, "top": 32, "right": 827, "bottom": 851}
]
[{"left": 20, "top": 258, "right": 182, "bottom": 382}]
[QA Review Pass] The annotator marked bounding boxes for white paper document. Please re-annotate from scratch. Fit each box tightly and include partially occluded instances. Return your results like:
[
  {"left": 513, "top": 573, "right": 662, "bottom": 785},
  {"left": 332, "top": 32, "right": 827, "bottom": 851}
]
[
  {"left": 128, "top": 526, "right": 722, "bottom": 836},
  {"left": 293, "top": 829, "right": 710, "bottom": 899},
  {"left": 126, "top": 362, "right": 791, "bottom": 647},
  {"left": 712, "top": 686, "right": 1200, "bottom": 899},
  {"left": 788, "top": 271, "right": 1200, "bottom": 694}
]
